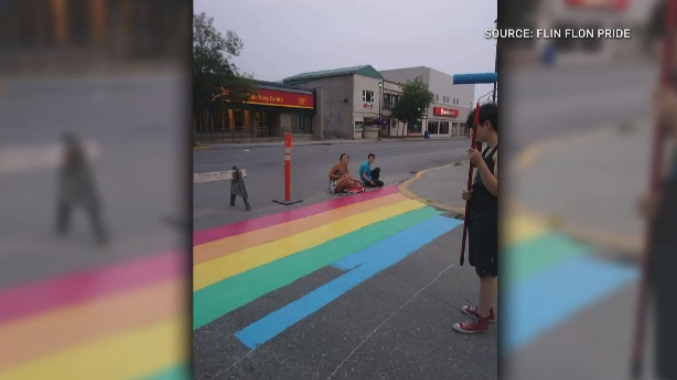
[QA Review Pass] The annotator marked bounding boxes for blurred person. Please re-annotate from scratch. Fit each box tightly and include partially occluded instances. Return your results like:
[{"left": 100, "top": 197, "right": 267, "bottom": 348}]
[
  {"left": 453, "top": 103, "right": 498, "bottom": 334},
  {"left": 359, "top": 153, "right": 384, "bottom": 188},
  {"left": 57, "top": 132, "right": 108, "bottom": 245},
  {"left": 637, "top": 86, "right": 677, "bottom": 379}
]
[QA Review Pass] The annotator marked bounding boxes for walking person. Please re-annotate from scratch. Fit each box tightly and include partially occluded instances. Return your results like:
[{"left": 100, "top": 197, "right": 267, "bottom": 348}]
[
  {"left": 453, "top": 103, "right": 498, "bottom": 334},
  {"left": 360, "top": 153, "right": 384, "bottom": 188},
  {"left": 56, "top": 132, "right": 108, "bottom": 245}
]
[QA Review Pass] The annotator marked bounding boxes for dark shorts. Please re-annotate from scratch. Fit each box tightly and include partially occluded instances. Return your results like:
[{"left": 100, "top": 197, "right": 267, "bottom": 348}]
[{"left": 467, "top": 207, "right": 498, "bottom": 278}]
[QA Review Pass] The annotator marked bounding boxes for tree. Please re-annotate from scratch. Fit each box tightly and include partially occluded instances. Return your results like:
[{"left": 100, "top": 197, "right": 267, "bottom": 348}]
[
  {"left": 193, "top": 12, "right": 255, "bottom": 115},
  {"left": 390, "top": 77, "right": 434, "bottom": 130}
]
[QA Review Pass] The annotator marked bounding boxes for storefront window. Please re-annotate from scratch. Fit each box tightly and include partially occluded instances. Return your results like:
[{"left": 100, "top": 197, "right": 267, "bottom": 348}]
[
  {"left": 364, "top": 118, "right": 374, "bottom": 127},
  {"left": 428, "top": 121, "right": 439, "bottom": 134},
  {"left": 355, "top": 121, "right": 364, "bottom": 131},
  {"left": 440, "top": 121, "right": 450, "bottom": 134},
  {"left": 291, "top": 113, "right": 311, "bottom": 133}
]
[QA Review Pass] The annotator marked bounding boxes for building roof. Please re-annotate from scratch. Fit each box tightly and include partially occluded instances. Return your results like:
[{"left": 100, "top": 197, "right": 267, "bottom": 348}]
[
  {"left": 282, "top": 65, "right": 383, "bottom": 85},
  {"left": 254, "top": 80, "right": 313, "bottom": 94}
]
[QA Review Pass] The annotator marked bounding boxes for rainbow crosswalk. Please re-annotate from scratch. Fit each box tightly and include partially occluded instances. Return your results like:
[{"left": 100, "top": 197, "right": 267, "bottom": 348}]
[
  {"left": 503, "top": 214, "right": 639, "bottom": 353},
  {"left": 0, "top": 252, "right": 190, "bottom": 380},
  {"left": 192, "top": 185, "right": 462, "bottom": 351}
]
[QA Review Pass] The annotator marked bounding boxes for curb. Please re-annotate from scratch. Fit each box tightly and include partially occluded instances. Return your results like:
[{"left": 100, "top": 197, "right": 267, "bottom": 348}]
[
  {"left": 511, "top": 120, "right": 648, "bottom": 259},
  {"left": 398, "top": 162, "right": 467, "bottom": 217},
  {"left": 193, "top": 136, "right": 470, "bottom": 151}
]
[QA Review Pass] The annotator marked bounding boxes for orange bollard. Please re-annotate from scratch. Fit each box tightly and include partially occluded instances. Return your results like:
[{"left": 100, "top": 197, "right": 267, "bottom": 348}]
[{"left": 274, "top": 133, "right": 303, "bottom": 206}]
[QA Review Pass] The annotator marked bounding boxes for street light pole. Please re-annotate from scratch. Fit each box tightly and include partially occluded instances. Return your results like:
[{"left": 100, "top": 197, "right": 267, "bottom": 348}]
[{"left": 378, "top": 81, "right": 383, "bottom": 131}]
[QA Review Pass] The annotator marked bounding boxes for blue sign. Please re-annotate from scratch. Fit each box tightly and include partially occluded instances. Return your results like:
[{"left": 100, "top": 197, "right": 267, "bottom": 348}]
[{"left": 453, "top": 73, "right": 497, "bottom": 85}]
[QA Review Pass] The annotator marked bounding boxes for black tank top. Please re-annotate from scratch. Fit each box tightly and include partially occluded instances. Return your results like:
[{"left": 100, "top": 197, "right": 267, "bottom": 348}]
[{"left": 470, "top": 145, "right": 497, "bottom": 211}]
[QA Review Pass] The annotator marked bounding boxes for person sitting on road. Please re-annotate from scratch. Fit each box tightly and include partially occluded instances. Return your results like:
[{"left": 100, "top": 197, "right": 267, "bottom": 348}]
[
  {"left": 360, "top": 153, "right": 384, "bottom": 188},
  {"left": 328, "top": 153, "right": 363, "bottom": 194}
]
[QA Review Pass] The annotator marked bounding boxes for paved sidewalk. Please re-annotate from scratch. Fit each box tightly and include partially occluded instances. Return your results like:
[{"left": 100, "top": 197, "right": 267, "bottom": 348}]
[
  {"left": 512, "top": 122, "right": 651, "bottom": 256},
  {"left": 401, "top": 161, "right": 471, "bottom": 215},
  {"left": 195, "top": 136, "right": 470, "bottom": 150}
]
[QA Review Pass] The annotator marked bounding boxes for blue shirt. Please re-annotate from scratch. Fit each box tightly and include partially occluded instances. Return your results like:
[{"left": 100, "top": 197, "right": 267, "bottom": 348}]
[{"left": 359, "top": 161, "right": 372, "bottom": 181}]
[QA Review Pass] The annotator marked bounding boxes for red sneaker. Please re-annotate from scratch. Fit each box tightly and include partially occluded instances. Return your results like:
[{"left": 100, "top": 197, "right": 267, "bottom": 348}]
[
  {"left": 461, "top": 305, "right": 496, "bottom": 323},
  {"left": 452, "top": 315, "right": 489, "bottom": 334}
]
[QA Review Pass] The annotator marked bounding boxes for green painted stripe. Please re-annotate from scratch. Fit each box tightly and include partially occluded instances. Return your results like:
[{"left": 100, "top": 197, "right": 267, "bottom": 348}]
[
  {"left": 193, "top": 207, "right": 443, "bottom": 330},
  {"left": 136, "top": 364, "right": 190, "bottom": 380},
  {"left": 503, "top": 232, "right": 590, "bottom": 285}
]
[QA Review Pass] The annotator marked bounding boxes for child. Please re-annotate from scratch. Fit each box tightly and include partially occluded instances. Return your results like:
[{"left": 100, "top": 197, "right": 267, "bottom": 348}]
[
  {"left": 453, "top": 103, "right": 498, "bottom": 334},
  {"left": 360, "top": 153, "right": 384, "bottom": 188},
  {"left": 328, "top": 153, "right": 363, "bottom": 194}
]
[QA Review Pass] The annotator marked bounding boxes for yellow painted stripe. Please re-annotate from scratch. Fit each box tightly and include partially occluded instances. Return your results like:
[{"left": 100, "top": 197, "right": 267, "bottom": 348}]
[
  {"left": 193, "top": 199, "right": 425, "bottom": 291},
  {"left": 503, "top": 215, "right": 548, "bottom": 247},
  {"left": 0, "top": 279, "right": 183, "bottom": 369},
  {"left": 0, "top": 317, "right": 186, "bottom": 380},
  {"left": 194, "top": 193, "right": 408, "bottom": 265}
]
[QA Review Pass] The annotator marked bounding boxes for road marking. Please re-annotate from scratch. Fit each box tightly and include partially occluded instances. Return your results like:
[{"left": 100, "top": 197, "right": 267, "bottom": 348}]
[
  {"left": 193, "top": 200, "right": 425, "bottom": 291},
  {"left": 0, "top": 141, "right": 99, "bottom": 176},
  {"left": 503, "top": 255, "right": 637, "bottom": 353},
  {"left": 234, "top": 216, "right": 461, "bottom": 349},
  {"left": 0, "top": 317, "right": 185, "bottom": 380},
  {"left": 0, "top": 279, "right": 183, "bottom": 369},
  {"left": 194, "top": 193, "right": 407, "bottom": 265},
  {"left": 0, "top": 251, "right": 181, "bottom": 325},
  {"left": 193, "top": 185, "right": 400, "bottom": 245},
  {"left": 193, "top": 207, "right": 441, "bottom": 330}
]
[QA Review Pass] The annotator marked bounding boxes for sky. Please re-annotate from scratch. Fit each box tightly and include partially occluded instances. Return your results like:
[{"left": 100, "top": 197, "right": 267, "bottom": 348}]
[{"left": 194, "top": 0, "right": 497, "bottom": 103}]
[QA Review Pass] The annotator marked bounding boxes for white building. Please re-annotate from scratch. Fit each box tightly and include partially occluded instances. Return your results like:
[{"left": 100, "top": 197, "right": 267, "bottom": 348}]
[
  {"left": 379, "top": 66, "right": 475, "bottom": 138},
  {"left": 282, "top": 65, "right": 384, "bottom": 140}
]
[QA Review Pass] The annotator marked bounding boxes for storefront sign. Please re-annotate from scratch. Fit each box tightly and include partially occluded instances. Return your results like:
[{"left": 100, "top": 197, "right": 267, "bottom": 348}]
[
  {"left": 220, "top": 87, "right": 314, "bottom": 109},
  {"left": 363, "top": 103, "right": 374, "bottom": 109},
  {"left": 433, "top": 107, "right": 459, "bottom": 118}
]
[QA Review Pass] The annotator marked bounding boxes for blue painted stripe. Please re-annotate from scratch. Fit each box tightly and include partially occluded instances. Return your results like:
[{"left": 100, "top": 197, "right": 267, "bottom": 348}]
[
  {"left": 502, "top": 255, "right": 638, "bottom": 353},
  {"left": 235, "top": 215, "right": 462, "bottom": 349}
]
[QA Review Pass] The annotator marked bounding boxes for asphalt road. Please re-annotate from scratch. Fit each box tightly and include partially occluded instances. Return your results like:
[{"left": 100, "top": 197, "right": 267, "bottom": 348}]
[
  {"left": 193, "top": 138, "right": 471, "bottom": 230},
  {"left": 505, "top": 64, "right": 654, "bottom": 155},
  {"left": 503, "top": 63, "right": 658, "bottom": 379},
  {"left": 194, "top": 219, "right": 497, "bottom": 380},
  {"left": 0, "top": 74, "right": 189, "bottom": 287}
]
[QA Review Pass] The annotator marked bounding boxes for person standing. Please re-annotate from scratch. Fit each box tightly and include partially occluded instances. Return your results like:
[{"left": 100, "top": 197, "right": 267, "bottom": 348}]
[
  {"left": 56, "top": 132, "right": 108, "bottom": 245},
  {"left": 453, "top": 103, "right": 498, "bottom": 334}
]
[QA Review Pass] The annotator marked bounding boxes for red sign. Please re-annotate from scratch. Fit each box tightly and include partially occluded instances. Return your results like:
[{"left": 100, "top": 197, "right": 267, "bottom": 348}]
[
  {"left": 363, "top": 103, "right": 374, "bottom": 109},
  {"left": 220, "top": 87, "right": 314, "bottom": 109},
  {"left": 566, "top": 0, "right": 627, "bottom": 11},
  {"left": 433, "top": 107, "right": 459, "bottom": 118}
]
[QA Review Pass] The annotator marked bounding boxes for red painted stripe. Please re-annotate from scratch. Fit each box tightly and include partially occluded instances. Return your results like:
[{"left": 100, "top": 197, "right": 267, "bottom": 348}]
[
  {"left": 0, "top": 251, "right": 184, "bottom": 325},
  {"left": 193, "top": 184, "right": 399, "bottom": 246}
]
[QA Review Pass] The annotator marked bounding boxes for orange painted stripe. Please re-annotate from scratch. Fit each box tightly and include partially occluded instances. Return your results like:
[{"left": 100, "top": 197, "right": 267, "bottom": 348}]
[
  {"left": 0, "top": 278, "right": 184, "bottom": 370},
  {"left": 193, "top": 193, "right": 408, "bottom": 265}
]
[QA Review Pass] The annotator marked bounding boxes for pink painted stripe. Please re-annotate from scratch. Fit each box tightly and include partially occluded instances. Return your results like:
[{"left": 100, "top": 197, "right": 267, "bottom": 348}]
[
  {"left": 0, "top": 251, "right": 184, "bottom": 325},
  {"left": 193, "top": 184, "right": 400, "bottom": 246}
]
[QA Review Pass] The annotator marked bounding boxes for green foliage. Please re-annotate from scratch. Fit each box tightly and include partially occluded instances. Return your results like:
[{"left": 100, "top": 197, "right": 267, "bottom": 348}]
[
  {"left": 390, "top": 77, "right": 434, "bottom": 127},
  {"left": 193, "top": 12, "right": 256, "bottom": 114}
]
